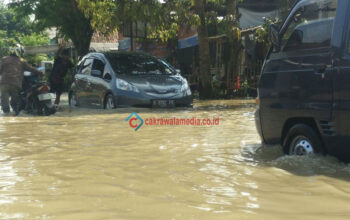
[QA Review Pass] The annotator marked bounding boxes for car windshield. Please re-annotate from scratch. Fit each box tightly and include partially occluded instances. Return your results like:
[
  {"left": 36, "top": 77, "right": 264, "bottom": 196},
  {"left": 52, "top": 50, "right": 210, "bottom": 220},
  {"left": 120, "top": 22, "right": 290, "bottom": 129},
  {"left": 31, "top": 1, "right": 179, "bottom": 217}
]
[{"left": 106, "top": 53, "right": 176, "bottom": 75}]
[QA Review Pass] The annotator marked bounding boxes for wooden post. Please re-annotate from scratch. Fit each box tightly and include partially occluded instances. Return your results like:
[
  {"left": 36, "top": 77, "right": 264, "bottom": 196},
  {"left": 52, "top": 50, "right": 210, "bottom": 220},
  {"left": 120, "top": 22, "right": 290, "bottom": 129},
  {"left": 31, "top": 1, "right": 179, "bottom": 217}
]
[{"left": 130, "top": 22, "right": 134, "bottom": 51}]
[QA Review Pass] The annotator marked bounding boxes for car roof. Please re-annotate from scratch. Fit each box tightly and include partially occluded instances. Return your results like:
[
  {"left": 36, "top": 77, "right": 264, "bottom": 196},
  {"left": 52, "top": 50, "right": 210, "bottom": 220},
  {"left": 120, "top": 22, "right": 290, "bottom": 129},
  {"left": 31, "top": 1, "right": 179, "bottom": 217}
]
[{"left": 87, "top": 51, "right": 158, "bottom": 60}]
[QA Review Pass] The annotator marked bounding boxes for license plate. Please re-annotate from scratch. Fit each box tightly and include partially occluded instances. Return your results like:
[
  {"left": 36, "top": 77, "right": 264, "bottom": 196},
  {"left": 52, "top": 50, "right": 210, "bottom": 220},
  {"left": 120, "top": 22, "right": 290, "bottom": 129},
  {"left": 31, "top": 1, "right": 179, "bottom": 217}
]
[
  {"left": 152, "top": 100, "right": 175, "bottom": 108},
  {"left": 38, "top": 93, "right": 55, "bottom": 101}
]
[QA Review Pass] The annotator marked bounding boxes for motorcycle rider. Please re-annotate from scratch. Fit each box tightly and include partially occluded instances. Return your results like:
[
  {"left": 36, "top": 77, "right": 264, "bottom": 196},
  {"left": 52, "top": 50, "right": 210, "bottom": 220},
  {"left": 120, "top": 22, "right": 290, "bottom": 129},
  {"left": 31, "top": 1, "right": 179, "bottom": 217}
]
[{"left": 0, "top": 44, "right": 43, "bottom": 115}]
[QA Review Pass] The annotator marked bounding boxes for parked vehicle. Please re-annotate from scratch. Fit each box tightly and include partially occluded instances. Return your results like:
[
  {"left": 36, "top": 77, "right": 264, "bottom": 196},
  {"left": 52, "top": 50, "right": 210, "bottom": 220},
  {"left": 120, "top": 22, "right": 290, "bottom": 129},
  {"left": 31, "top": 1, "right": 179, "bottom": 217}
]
[
  {"left": 19, "top": 71, "right": 56, "bottom": 116},
  {"left": 255, "top": 0, "right": 350, "bottom": 161},
  {"left": 69, "top": 52, "right": 193, "bottom": 109}
]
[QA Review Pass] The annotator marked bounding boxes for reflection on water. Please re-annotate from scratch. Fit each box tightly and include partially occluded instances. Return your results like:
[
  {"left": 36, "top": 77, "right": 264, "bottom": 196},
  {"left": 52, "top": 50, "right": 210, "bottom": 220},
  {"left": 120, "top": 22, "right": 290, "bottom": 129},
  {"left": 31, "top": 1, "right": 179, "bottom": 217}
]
[{"left": 0, "top": 98, "right": 350, "bottom": 219}]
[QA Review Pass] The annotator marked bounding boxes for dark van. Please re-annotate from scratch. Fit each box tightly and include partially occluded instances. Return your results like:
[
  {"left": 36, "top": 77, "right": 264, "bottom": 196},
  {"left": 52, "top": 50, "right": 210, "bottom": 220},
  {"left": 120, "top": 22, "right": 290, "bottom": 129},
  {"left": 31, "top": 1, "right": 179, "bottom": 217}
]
[{"left": 255, "top": 0, "right": 350, "bottom": 161}]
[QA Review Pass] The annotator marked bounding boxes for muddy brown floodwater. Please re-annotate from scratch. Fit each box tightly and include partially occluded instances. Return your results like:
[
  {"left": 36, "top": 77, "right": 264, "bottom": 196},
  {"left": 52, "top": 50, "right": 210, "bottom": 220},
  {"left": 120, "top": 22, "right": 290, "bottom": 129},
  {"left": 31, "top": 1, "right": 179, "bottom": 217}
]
[{"left": 1, "top": 98, "right": 350, "bottom": 219}]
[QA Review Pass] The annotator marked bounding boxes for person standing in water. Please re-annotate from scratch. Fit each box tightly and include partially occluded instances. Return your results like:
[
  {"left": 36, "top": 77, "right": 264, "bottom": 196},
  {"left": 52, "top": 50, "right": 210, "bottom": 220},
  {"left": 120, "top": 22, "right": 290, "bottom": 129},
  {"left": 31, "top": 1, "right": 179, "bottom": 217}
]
[
  {"left": 50, "top": 44, "right": 74, "bottom": 107},
  {"left": 0, "top": 44, "right": 43, "bottom": 115}
]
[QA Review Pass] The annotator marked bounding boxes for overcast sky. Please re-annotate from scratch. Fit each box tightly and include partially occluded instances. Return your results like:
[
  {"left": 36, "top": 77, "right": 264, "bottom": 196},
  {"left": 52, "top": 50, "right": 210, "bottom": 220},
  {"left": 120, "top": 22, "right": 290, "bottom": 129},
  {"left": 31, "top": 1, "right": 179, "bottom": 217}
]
[{"left": 1, "top": 0, "right": 10, "bottom": 5}]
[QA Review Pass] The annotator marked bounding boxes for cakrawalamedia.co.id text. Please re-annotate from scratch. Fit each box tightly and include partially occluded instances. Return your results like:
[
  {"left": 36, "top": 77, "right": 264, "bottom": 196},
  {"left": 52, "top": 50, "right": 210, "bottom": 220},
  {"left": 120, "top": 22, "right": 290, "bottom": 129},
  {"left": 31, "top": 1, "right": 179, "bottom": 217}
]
[{"left": 144, "top": 117, "right": 220, "bottom": 126}]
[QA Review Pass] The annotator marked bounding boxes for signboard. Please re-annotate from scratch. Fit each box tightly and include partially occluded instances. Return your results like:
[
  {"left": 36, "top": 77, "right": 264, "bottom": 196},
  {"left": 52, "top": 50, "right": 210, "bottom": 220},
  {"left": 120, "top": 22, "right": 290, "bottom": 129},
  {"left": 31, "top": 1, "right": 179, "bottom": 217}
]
[{"left": 178, "top": 25, "right": 198, "bottom": 49}]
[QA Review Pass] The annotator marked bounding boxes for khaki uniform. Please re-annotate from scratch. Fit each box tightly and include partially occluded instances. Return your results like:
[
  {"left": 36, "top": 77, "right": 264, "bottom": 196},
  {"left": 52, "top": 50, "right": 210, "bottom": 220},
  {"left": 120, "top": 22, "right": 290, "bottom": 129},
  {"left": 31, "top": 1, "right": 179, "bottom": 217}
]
[{"left": 0, "top": 55, "right": 42, "bottom": 114}]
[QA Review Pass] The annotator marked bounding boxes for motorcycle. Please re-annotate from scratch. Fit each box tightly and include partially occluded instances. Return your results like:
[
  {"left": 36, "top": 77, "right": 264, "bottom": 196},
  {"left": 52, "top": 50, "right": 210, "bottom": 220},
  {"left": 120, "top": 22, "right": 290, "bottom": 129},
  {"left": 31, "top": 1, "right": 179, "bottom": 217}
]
[{"left": 19, "top": 71, "right": 56, "bottom": 116}]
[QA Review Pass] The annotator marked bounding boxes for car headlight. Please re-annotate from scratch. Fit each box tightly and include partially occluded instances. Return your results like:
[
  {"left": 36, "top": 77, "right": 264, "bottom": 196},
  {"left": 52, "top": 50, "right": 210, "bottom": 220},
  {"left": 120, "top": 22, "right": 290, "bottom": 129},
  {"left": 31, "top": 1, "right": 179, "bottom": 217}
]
[
  {"left": 116, "top": 78, "right": 140, "bottom": 93},
  {"left": 181, "top": 80, "right": 192, "bottom": 96}
]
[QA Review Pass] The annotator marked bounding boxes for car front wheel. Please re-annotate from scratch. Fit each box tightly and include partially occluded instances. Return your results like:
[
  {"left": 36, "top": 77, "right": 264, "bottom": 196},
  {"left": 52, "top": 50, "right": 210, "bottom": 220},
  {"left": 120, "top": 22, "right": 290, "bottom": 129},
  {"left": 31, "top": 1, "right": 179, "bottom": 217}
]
[
  {"left": 283, "top": 124, "right": 323, "bottom": 156},
  {"left": 104, "top": 94, "right": 116, "bottom": 109}
]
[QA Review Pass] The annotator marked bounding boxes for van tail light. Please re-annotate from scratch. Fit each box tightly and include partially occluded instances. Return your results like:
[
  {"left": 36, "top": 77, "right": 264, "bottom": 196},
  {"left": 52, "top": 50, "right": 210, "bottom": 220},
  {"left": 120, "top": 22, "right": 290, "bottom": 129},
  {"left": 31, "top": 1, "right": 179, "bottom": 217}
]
[{"left": 255, "top": 97, "right": 259, "bottom": 105}]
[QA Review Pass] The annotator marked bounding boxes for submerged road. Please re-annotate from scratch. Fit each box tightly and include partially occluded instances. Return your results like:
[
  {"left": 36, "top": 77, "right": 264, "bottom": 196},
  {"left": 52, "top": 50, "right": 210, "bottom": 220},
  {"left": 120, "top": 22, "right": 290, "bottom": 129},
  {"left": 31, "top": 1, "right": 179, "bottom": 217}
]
[{"left": 0, "top": 97, "right": 350, "bottom": 219}]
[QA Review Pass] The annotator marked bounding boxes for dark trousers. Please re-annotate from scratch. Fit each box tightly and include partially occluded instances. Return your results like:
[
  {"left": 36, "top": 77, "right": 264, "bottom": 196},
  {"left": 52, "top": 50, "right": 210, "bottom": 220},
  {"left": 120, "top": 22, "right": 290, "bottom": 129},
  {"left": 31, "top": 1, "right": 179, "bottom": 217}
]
[
  {"left": 50, "top": 82, "right": 64, "bottom": 105},
  {"left": 1, "top": 84, "right": 20, "bottom": 114}
]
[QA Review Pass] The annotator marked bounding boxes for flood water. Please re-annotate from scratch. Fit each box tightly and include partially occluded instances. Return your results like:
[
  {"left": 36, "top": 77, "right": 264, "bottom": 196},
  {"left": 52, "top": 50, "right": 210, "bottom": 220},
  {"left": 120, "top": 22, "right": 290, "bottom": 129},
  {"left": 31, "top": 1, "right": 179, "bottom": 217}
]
[{"left": 1, "top": 98, "right": 350, "bottom": 219}]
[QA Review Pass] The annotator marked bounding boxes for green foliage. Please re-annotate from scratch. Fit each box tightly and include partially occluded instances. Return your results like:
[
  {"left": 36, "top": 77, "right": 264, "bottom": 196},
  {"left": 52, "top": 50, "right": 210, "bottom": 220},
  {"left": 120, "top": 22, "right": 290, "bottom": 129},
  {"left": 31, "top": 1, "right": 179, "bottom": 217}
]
[
  {"left": 77, "top": 0, "right": 117, "bottom": 34},
  {"left": 0, "top": 31, "right": 50, "bottom": 64},
  {"left": 54, "top": 0, "right": 243, "bottom": 46},
  {"left": 76, "top": 0, "right": 230, "bottom": 43},
  {"left": 0, "top": 3, "right": 33, "bottom": 38},
  {"left": 23, "top": 53, "right": 48, "bottom": 66},
  {"left": 0, "top": 30, "right": 16, "bottom": 56},
  {"left": 19, "top": 32, "right": 50, "bottom": 46},
  {"left": 11, "top": 0, "right": 94, "bottom": 56},
  {"left": 0, "top": 3, "right": 49, "bottom": 59},
  {"left": 255, "top": 18, "right": 277, "bottom": 44},
  {"left": 0, "top": 3, "right": 28, "bottom": 51},
  {"left": 77, "top": 0, "right": 180, "bottom": 42},
  {"left": 0, "top": 2, "right": 51, "bottom": 69},
  {"left": 19, "top": 31, "right": 50, "bottom": 65}
]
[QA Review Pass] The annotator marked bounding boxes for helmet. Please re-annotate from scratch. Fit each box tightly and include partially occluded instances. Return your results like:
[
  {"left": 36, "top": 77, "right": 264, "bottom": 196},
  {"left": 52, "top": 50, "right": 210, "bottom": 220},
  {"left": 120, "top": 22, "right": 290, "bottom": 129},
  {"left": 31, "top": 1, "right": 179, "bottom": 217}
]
[{"left": 9, "top": 44, "right": 24, "bottom": 57}]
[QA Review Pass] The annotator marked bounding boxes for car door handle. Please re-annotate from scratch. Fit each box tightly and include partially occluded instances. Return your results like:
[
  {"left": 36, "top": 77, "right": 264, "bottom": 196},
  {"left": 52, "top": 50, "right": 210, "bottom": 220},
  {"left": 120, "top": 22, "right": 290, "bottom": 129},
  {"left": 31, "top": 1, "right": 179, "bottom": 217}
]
[
  {"left": 314, "top": 65, "right": 327, "bottom": 74},
  {"left": 313, "top": 65, "right": 327, "bottom": 79}
]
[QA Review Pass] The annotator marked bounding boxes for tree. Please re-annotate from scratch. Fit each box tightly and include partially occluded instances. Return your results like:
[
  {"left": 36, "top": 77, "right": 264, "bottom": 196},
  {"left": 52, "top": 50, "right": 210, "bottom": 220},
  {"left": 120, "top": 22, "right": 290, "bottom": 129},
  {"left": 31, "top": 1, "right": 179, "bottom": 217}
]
[
  {"left": 224, "top": 0, "right": 240, "bottom": 94},
  {"left": 77, "top": 0, "right": 176, "bottom": 41},
  {"left": 19, "top": 32, "right": 49, "bottom": 46},
  {"left": 77, "top": 0, "right": 228, "bottom": 98},
  {"left": 11, "top": 0, "right": 94, "bottom": 56},
  {"left": 194, "top": 0, "right": 213, "bottom": 99},
  {"left": 0, "top": 2, "right": 36, "bottom": 57},
  {"left": 63, "top": 0, "right": 234, "bottom": 98},
  {"left": 0, "top": 3, "right": 33, "bottom": 38}
]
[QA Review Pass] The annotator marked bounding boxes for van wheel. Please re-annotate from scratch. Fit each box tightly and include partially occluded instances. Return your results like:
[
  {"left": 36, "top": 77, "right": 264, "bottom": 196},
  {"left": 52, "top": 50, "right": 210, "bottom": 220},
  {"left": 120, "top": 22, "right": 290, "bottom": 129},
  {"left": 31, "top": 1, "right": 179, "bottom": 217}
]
[
  {"left": 283, "top": 124, "right": 323, "bottom": 156},
  {"left": 104, "top": 94, "right": 116, "bottom": 109}
]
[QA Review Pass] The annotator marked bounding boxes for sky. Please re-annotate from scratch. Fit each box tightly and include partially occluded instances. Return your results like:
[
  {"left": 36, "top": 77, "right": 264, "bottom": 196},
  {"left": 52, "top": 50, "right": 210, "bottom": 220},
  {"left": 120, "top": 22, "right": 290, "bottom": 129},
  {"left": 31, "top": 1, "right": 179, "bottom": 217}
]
[{"left": 0, "top": 0, "right": 10, "bottom": 5}]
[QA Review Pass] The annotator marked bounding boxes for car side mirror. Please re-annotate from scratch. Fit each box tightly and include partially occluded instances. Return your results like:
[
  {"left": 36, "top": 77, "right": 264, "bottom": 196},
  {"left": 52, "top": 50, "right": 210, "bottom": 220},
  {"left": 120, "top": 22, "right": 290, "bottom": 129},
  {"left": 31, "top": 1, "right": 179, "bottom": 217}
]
[
  {"left": 269, "top": 24, "right": 280, "bottom": 48},
  {"left": 175, "top": 69, "right": 181, "bottom": 74},
  {"left": 103, "top": 73, "right": 112, "bottom": 81},
  {"left": 91, "top": 69, "right": 102, "bottom": 77}
]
